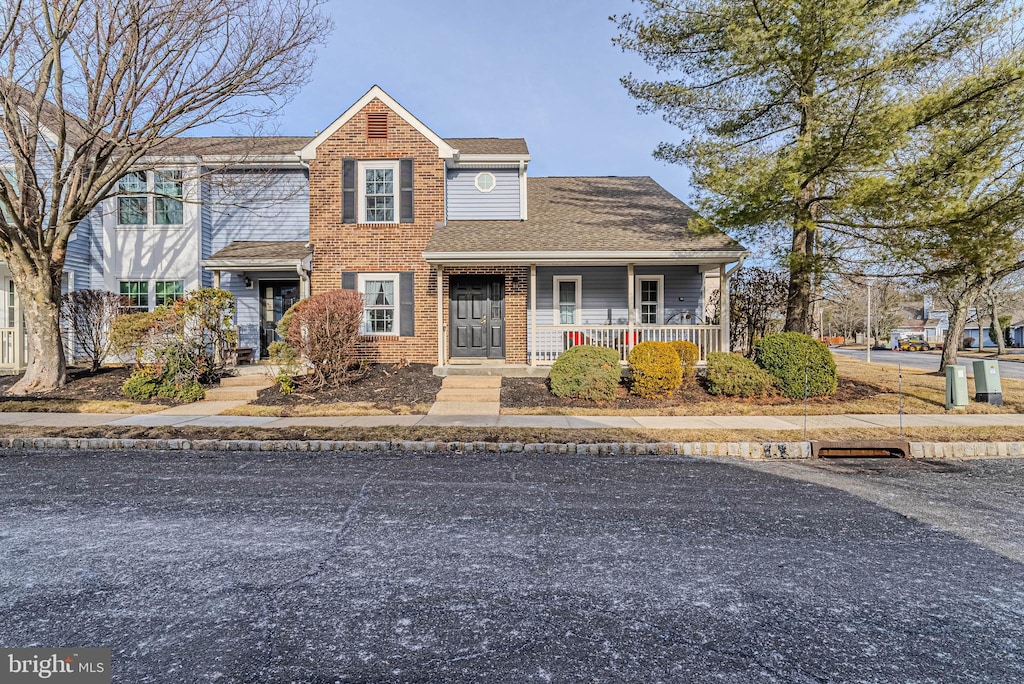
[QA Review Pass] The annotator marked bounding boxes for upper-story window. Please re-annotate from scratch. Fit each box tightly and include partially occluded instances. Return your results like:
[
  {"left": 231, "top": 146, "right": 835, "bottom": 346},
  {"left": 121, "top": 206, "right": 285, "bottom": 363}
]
[
  {"left": 117, "top": 170, "right": 183, "bottom": 226},
  {"left": 475, "top": 171, "right": 496, "bottom": 193},
  {"left": 362, "top": 163, "right": 396, "bottom": 222},
  {"left": 345, "top": 159, "right": 413, "bottom": 225}
]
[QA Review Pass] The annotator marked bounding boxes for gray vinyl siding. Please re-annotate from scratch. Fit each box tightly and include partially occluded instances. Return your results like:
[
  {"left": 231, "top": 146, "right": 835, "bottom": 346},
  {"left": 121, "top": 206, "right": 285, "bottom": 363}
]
[
  {"left": 200, "top": 180, "right": 213, "bottom": 287},
  {"left": 222, "top": 270, "right": 266, "bottom": 357},
  {"left": 446, "top": 168, "right": 520, "bottom": 221},
  {"left": 531, "top": 265, "right": 704, "bottom": 327},
  {"left": 205, "top": 168, "right": 309, "bottom": 252}
]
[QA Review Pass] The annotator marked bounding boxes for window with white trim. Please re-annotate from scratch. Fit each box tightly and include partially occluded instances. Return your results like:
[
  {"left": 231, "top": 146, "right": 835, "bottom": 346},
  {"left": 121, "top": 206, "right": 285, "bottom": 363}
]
[
  {"left": 636, "top": 276, "right": 663, "bottom": 325},
  {"left": 358, "top": 161, "right": 399, "bottom": 223},
  {"left": 154, "top": 280, "right": 184, "bottom": 307},
  {"left": 119, "top": 281, "right": 149, "bottom": 312},
  {"left": 117, "top": 170, "right": 184, "bottom": 226},
  {"left": 358, "top": 273, "right": 399, "bottom": 335},
  {"left": 553, "top": 276, "right": 582, "bottom": 325},
  {"left": 475, "top": 171, "right": 496, "bottom": 193}
]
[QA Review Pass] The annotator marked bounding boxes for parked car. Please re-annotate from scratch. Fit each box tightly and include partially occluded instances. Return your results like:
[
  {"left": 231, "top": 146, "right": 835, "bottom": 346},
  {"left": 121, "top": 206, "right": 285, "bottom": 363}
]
[{"left": 899, "top": 336, "right": 932, "bottom": 352}]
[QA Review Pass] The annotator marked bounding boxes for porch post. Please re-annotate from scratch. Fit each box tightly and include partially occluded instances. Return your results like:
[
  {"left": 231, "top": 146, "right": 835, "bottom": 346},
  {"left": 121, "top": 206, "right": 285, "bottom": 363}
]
[
  {"left": 213, "top": 270, "right": 221, "bottom": 289},
  {"left": 436, "top": 266, "right": 444, "bottom": 367},
  {"left": 530, "top": 264, "right": 537, "bottom": 366},
  {"left": 627, "top": 263, "right": 635, "bottom": 353},
  {"left": 721, "top": 263, "right": 731, "bottom": 353}
]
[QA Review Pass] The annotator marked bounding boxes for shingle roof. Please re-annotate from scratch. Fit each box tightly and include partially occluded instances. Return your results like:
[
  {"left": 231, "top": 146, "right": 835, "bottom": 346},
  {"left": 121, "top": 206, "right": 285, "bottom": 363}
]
[
  {"left": 445, "top": 138, "right": 529, "bottom": 155},
  {"left": 206, "top": 241, "right": 312, "bottom": 262},
  {"left": 150, "top": 136, "right": 313, "bottom": 158},
  {"left": 425, "top": 177, "right": 746, "bottom": 256}
]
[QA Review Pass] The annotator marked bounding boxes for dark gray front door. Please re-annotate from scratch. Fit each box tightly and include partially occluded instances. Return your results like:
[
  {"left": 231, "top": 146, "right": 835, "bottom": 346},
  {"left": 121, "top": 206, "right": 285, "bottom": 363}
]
[
  {"left": 260, "top": 280, "right": 300, "bottom": 356},
  {"left": 450, "top": 276, "right": 504, "bottom": 359}
]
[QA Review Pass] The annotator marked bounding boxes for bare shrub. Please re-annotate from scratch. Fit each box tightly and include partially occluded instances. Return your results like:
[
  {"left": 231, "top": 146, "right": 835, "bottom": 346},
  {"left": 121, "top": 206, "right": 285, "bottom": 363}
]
[
  {"left": 285, "top": 290, "right": 365, "bottom": 388},
  {"left": 60, "top": 290, "right": 126, "bottom": 372}
]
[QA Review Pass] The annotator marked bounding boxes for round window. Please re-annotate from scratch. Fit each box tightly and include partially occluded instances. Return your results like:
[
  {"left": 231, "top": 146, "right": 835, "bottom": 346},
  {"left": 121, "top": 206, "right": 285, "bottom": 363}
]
[{"left": 475, "top": 171, "right": 496, "bottom": 193}]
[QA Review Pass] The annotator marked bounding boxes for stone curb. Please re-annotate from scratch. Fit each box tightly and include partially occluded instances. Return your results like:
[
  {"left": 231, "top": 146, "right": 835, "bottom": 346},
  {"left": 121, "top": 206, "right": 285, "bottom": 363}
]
[{"left": 0, "top": 437, "right": 1022, "bottom": 459}]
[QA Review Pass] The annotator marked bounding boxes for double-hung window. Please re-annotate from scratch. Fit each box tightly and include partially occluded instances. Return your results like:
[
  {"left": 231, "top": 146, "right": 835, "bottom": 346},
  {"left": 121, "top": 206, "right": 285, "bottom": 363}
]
[
  {"left": 119, "top": 281, "right": 149, "bottom": 313},
  {"left": 357, "top": 160, "right": 399, "bottom": 223},
  {"left": 553, "top": 276, "right": 582, "bottom": 325},
  {"left": 154, "top": 280, "right": 184, "bottom": 307},
  {"left": 358, "top": 273, "right": 399, "bottom": 335},
  {"left": 117, "top": 170, "right": 184, "bottom": 226}
]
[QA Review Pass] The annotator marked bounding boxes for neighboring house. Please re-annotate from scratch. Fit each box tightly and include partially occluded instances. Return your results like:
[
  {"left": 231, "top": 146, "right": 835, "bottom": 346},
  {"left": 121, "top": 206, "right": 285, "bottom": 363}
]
[
  {"left": 0, "top": 85, "right": 748, "bottom": 373},
  {"left": 889, "top": 298, "right": 949, "bottom": 344}
]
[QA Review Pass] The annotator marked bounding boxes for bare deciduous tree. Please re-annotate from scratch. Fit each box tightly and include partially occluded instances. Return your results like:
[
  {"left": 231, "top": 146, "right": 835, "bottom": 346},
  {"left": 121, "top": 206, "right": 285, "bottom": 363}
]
[
  {"left": 0, "top": 0, "right": 330, "bottom": 393},
  {"left": 60, "top": 289, "right": 124, "bottom": 371}
]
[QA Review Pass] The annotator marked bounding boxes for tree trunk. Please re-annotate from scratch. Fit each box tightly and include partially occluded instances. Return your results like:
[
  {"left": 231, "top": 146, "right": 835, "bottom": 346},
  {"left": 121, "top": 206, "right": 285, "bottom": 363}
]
[
  {"left": 784, "top": 220, "right": 813, "bottom": 334},
  {"left": 992, "top": 306, "right": 1007, "bottom": 356},
  {"left": 940, "top": 298, "right": 972, "bottom": 372},
  {"left": 7, "top": 266, "right": 66, "bottom": 394}
]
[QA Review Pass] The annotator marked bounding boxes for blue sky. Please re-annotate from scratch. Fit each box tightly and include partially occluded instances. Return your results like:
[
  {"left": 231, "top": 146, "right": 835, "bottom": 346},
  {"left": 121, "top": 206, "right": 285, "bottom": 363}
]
[{"left": 214, "top": 0, "right": 695, "bottom": 202}]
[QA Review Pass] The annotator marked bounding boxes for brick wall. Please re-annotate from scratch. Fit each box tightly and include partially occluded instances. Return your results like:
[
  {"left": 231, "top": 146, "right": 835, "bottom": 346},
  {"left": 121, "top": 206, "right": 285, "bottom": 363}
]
[{"left": 308, "top": 98, "right": 443, "bottom": 364}]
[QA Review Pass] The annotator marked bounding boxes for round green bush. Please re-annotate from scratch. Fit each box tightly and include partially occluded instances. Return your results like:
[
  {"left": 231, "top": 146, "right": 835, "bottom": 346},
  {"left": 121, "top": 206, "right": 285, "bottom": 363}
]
[
  {"left": 549, "top": 345, "right": 622, "bottom": 401},
  {"left": 670, "top": 340, "right": 700, "bottom": 378},
  {"left": 122, "top": 368, "right": 160, "bottom": 400},
  {"left": 753, "top": 332, "right": 837, "bottom": 399},
  {"left": 704, "top": 352, "right": 778, "bottom": 397},
  {"left": 628, "top": 341, "right": 683, "bottom": 398}
]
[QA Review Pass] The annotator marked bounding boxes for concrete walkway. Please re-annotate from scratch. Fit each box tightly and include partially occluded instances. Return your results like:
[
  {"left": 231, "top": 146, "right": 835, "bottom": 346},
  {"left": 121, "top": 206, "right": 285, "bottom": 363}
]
[{"left": 1, "top": 411, "right": 1023, "bottom": 430}]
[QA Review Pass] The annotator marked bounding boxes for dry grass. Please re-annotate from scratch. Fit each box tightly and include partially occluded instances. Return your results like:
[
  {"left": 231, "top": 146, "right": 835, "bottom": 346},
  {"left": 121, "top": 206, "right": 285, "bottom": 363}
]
[
  {"left": 222, "top": 401, "right": 432, "bottom": 417},
  {"left": 0, "top": 399, "right": 164, "bottom": 414},
  {"left": 0, "top": 424, "right": 1022, "bottom": 444},
  {"left": 503, "top": 355, "right": 1024, "bottom": 416}
]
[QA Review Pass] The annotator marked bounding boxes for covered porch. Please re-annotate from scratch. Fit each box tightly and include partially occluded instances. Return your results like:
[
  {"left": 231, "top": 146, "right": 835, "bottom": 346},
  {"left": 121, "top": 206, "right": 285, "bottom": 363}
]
[
  {"left": 0, "top": 262, "right": 23, "bottom": 372},
  {"left": 426, "top": 258, "right": 744, "bottom": 370},
  {"left": 202, "top": 241, "right": 312, "bottom": 361}
]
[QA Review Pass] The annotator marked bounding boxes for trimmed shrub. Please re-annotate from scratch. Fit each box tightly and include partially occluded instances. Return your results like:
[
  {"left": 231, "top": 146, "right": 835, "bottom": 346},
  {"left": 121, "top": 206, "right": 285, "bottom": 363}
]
[
  {"left": 628, "top": 341, "right": 683, "bottom": 398},
  {"left": 704, "top": 352, "right": 778, "bottom": 397},
  {"left": 122, "top": 368, "right": 161, "bottom": 400},
  {"left": 285, "top": 289, "right": 365, "bottom": 388},
  {"left": 670, "top": 340, "right": 700, "bottom": 378},
  {"left": 549, "top": 345, "right": 622, "bottom": 401},
  {"left": 753, "top": 332, "right": 837, "bottom": 399}
]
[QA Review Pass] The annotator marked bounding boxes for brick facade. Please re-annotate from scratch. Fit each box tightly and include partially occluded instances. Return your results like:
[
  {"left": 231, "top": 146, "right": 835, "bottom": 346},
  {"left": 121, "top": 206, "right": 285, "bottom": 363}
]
[{"left": 308, "top": 98, "right": 527, "bottom": 366}]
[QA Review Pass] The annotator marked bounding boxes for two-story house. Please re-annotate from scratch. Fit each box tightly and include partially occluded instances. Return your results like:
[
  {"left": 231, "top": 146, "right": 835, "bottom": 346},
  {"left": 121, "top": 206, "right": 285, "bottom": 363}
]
[{"left": 0, "top": 86, "right": 748, "bottom": 374}]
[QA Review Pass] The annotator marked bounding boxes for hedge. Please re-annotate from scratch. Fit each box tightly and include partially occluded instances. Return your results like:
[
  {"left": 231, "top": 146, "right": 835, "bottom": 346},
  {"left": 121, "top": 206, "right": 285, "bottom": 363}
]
[
  {"left": 753, "top": 332, "right": 837, "bottom": 398},
  {"left": 549, "top": 345, "right": 622, "bottom": 401},
  {"left": 704, "top": 352, "right": 778, "bottom": 397},
  {"left": 628, "top": 341, "right": 683, "bottom": 398}
]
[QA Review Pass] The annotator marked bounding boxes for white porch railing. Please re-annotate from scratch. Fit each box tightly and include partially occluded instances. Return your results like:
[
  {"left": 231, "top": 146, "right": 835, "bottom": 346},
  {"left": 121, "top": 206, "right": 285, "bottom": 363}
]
[
  {"left": 532, "top": 325, "right": 723, "bottom": 364},
  {"left": 0, "top": 327, "right": 17, "bottom": 367}
]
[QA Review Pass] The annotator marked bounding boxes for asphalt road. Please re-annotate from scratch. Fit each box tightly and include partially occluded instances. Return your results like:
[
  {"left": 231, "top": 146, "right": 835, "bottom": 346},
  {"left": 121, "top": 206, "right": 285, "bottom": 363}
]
[
  {"left": 833, "top": 347, "right": 1024, "bottom": 378},
  {"left": 2, "top": 451, "right": 1024, "bottom": 682}
]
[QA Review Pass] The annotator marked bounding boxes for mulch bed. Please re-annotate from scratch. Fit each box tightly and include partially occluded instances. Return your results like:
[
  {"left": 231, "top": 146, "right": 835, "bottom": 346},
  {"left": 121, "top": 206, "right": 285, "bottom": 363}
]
[
  {"left": 501, "top": 375, "right": 887, "bottom": 410},
  {"left": 0, "top": 366, "right": 147, "bottom": 402},
  {"left": 252, "top": 363, "right": 442, "bottom": 408}
]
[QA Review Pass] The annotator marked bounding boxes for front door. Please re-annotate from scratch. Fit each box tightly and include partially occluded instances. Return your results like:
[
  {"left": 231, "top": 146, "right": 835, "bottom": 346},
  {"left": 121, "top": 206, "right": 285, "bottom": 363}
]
[
  {"left": 260, "top": 280, "right": 300, "bottom": 357},
  {"left": 450, "top": 276, "right": 504, "bottom": 359}
]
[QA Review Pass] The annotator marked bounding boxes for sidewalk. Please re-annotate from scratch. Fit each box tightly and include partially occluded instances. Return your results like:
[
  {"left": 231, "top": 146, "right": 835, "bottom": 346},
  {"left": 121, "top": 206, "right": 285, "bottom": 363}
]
[{"left": 1, "top": 411, "right": 1023, "bottom": 430}]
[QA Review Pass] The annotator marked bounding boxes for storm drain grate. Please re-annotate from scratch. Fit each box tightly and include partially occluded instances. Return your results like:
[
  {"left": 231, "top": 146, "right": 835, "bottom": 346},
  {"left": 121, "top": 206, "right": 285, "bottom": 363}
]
[{"left": 811, "top": 440, "right": 910, "bottom": 459}]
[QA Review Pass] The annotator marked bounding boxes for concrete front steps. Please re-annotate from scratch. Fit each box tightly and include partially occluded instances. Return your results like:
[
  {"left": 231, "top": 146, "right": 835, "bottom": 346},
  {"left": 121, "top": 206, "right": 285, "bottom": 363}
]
[
  {"left": 203, "top": 373, "right": 275, "bottom": 402},
  {"left": 428, "top": 375, "right": 502, "bottom": 416}
]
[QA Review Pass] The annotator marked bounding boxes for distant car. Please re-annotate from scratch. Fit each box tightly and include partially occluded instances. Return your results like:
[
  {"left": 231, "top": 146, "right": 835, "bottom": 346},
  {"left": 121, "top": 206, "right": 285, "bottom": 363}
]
[{"left": 899, "top": 337, "right": 932, "bottom": 352}]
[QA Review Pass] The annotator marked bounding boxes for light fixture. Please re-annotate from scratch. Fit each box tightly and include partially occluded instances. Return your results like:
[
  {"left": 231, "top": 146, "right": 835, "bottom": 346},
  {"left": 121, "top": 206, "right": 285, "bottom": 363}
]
[{"left": 244, "top": 276, "right": 253, "bottom": 289}]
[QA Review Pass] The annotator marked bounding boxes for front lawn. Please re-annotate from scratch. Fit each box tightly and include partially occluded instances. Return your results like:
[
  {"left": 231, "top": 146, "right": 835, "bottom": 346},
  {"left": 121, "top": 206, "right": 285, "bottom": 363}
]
[{"left": 501, "top": 354, "right": 1024, "bottom": 415}]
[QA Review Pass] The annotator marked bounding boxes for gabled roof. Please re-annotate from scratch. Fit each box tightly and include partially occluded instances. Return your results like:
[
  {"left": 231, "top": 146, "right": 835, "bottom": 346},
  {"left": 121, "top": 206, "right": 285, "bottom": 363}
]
[
  {"left": 425, "top": 176, "right": 747, "bottom": 263},
  {"left": 298, "top": 85, "right": 456, "bottom": 161}
]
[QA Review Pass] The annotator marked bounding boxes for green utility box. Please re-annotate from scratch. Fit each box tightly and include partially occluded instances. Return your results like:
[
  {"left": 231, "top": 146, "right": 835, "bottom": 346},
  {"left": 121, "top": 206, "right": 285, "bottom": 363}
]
[
  {"left": 972, "top": 359, "right": 1003, "bottom": 406},
  {"left": 945, "top": 365, "right": 969, "bottom": 410}
]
